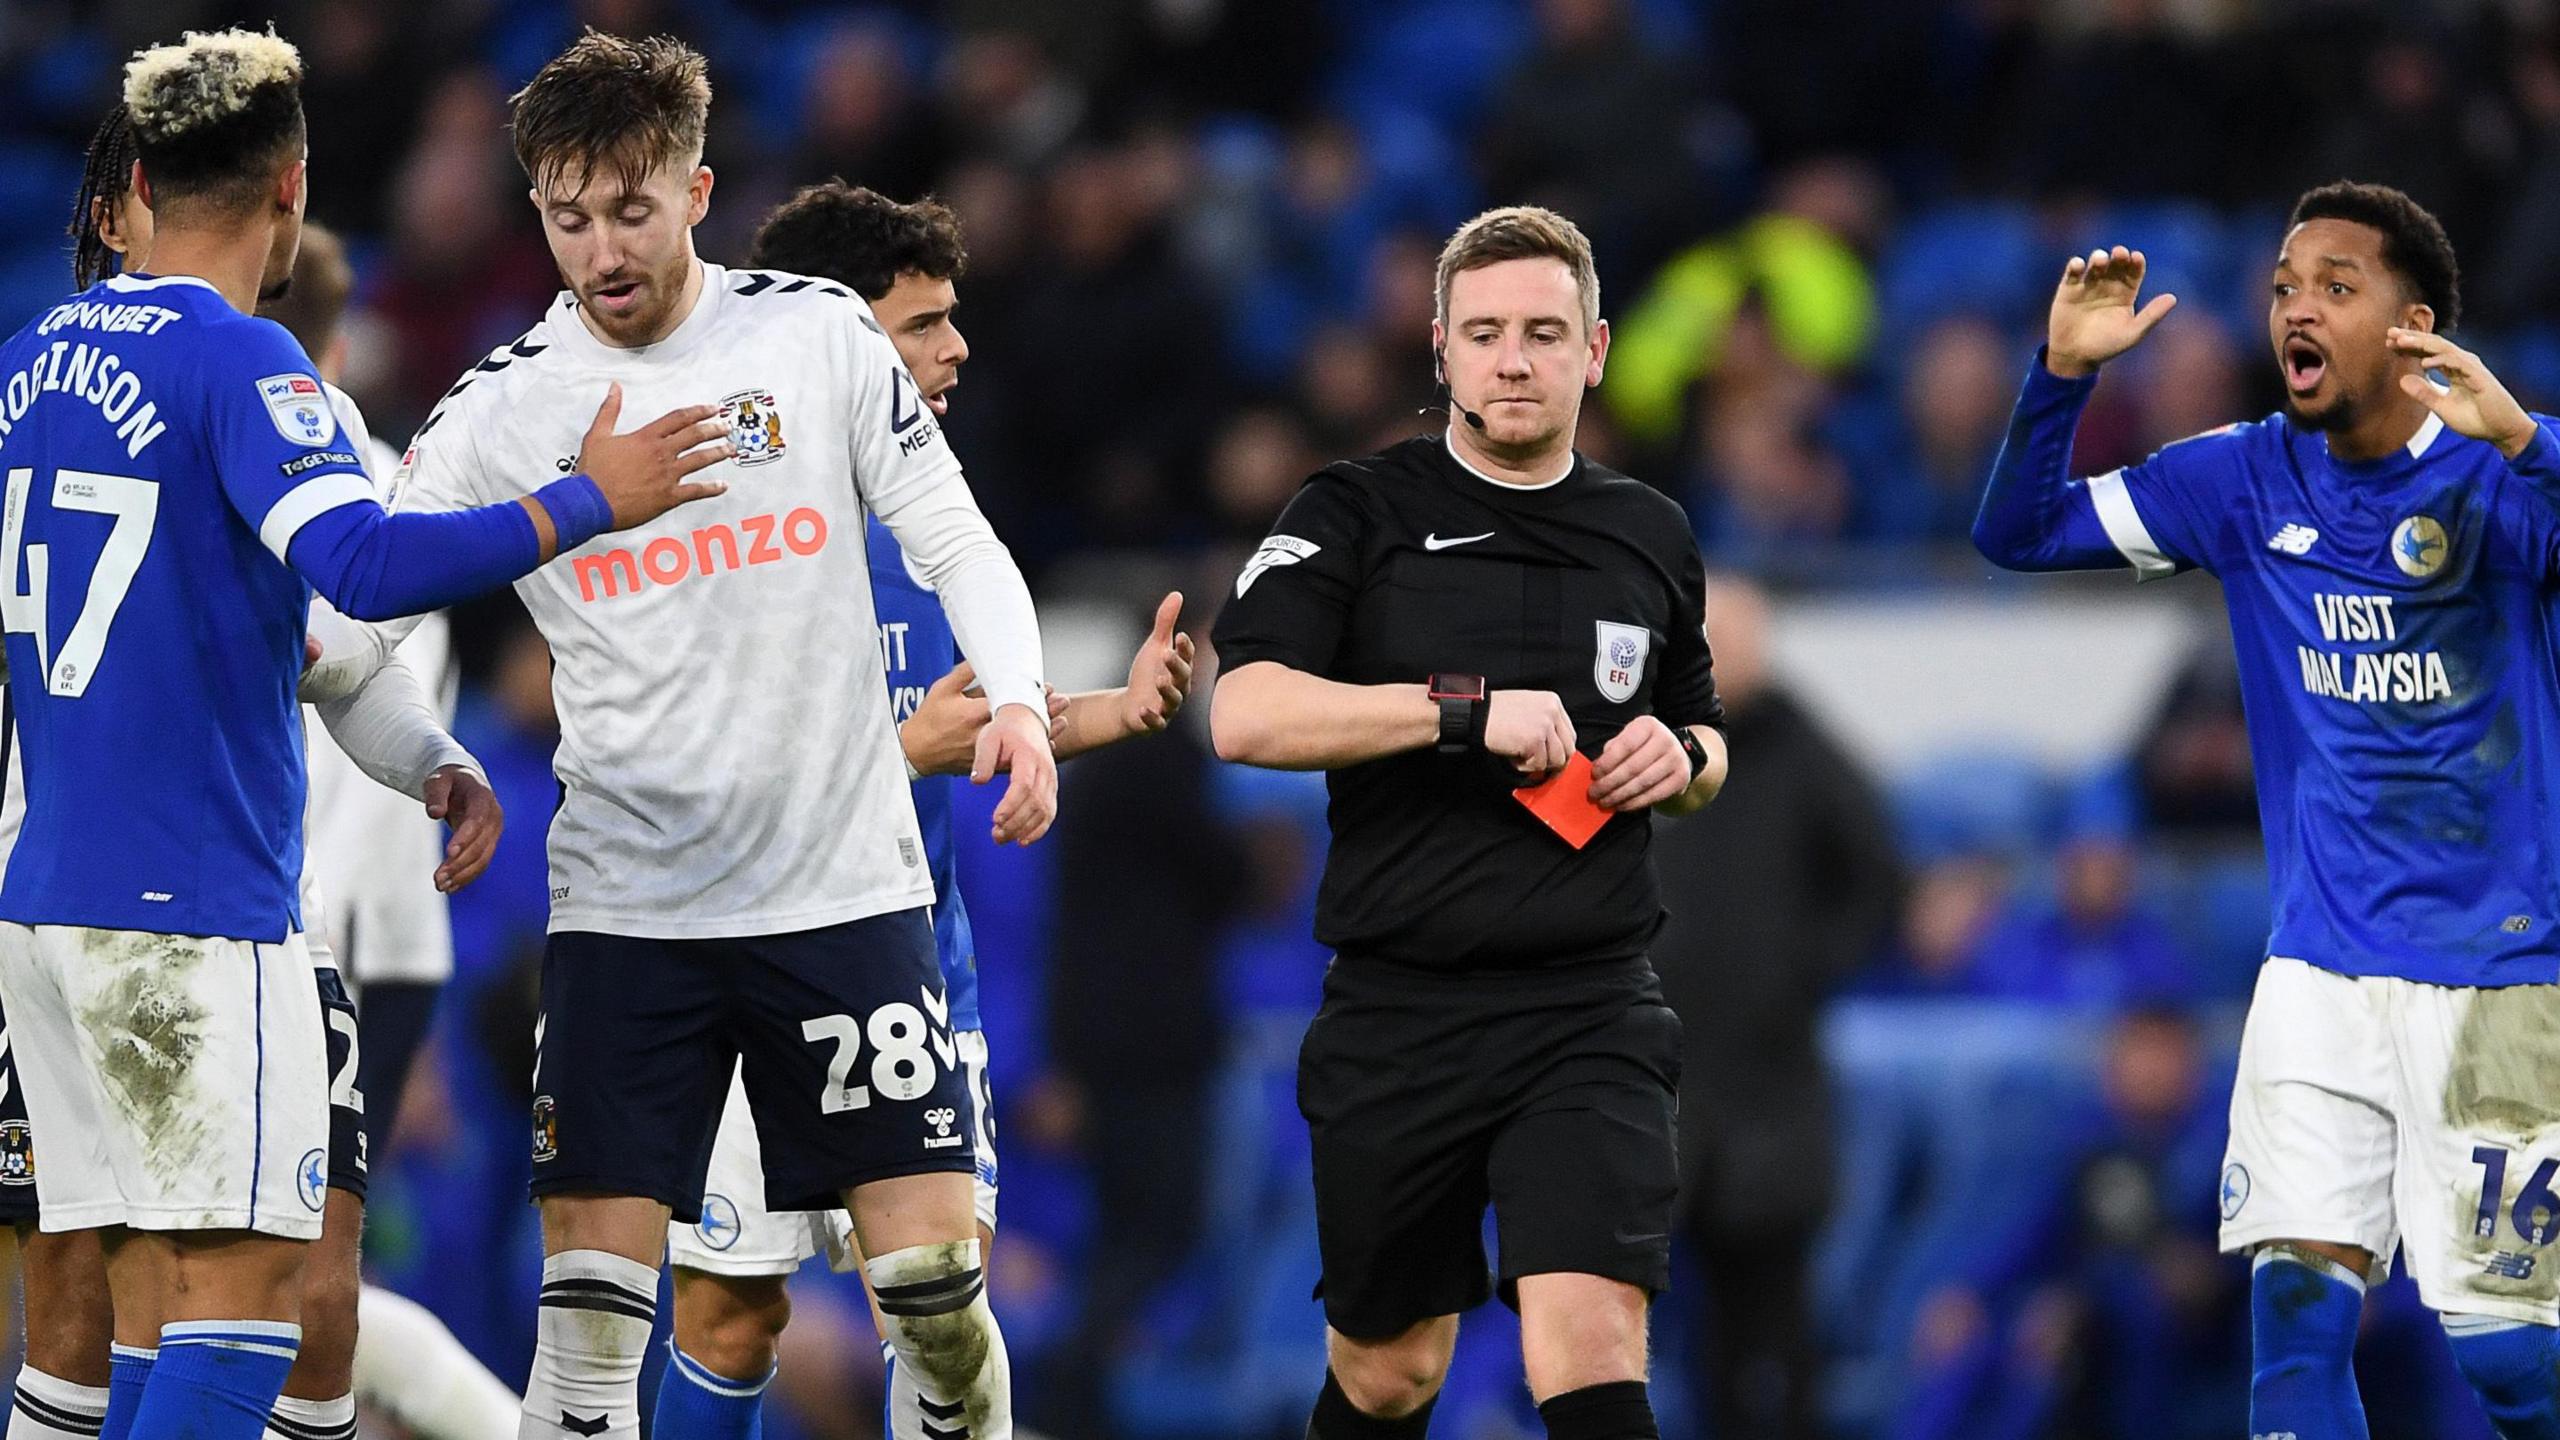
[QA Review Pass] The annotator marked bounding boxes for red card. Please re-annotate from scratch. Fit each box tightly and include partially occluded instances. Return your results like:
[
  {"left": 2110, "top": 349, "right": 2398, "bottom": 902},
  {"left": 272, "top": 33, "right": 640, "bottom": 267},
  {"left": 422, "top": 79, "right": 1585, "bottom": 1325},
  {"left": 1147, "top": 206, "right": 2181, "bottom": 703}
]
[{"left": 1512, "top": 751, "right": 1613, "bottom": 849}]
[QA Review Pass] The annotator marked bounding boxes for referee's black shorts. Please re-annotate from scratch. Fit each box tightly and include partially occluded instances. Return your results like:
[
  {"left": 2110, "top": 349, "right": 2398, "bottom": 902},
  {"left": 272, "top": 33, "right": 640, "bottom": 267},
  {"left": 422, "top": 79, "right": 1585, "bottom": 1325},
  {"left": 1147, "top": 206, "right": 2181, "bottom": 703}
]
[{"left": 1296, "top": 952, "right": 1682, "bottom": 1340}]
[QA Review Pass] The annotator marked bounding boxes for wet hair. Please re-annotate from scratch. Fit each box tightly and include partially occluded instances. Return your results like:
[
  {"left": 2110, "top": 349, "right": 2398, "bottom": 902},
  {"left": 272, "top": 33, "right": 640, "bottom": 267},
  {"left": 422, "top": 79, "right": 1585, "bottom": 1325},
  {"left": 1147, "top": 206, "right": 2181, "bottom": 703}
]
[
  {"left": 2289, "top": 181, "right": 2461, "bottom": 334},
  {"left": 69, "top": 104, "right": 138, "bottom": 288},
  {"left": 120, "top": 29, "right": 307, "bottom": 222},
  {"left": 747, "top": 181, "right": 966, "bottom": 301},
  {"left": 509, "top": 30, "right": 711, "bottom": 200},
  {"left": 1434, "top": 205, "right": 1600, "bottom": 333}
]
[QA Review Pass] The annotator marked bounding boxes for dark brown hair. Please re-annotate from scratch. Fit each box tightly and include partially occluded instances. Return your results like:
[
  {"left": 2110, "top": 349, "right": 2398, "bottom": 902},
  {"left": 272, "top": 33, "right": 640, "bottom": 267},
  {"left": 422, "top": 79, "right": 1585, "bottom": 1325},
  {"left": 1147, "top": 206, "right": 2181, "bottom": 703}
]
[
  {"left": 748, "top": 181, "right": 966, "bottom": 301},
  {"left": 509, "top": 30, "right": 711, "bottom": 199},
  {"left": 259, "top": 220, "right": 354, "bottom": 358}
]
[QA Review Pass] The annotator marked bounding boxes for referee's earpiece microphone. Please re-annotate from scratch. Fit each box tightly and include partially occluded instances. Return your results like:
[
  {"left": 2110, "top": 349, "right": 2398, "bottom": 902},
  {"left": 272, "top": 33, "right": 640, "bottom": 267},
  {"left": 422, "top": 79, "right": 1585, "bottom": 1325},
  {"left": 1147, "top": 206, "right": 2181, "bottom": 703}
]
[{"left": 1434, "top": 347, "right": 1487, "bottom": 431}]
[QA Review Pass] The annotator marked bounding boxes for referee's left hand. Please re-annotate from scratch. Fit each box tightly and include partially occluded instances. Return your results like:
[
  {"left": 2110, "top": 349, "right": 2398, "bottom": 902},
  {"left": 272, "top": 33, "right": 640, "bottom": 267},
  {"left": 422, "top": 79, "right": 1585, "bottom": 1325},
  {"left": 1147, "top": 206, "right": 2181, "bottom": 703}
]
[
  {"left": 1589, "top": 716, "right": 1691, "bottom": 813},
  {"left": 974, "top": 703, "right": 1059, "bottom": 845}
]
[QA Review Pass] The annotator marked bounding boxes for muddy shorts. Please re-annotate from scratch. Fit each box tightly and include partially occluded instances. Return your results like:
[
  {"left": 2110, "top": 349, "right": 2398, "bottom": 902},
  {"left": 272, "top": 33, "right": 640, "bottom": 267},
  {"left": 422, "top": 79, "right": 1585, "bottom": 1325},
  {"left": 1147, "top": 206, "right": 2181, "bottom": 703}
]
[
  {"left": 2221, "top": 956, "right": 2560, "bottom": 1325},
  {"left": 0, "top": 923, "right": 329, "bottom": 1240}
]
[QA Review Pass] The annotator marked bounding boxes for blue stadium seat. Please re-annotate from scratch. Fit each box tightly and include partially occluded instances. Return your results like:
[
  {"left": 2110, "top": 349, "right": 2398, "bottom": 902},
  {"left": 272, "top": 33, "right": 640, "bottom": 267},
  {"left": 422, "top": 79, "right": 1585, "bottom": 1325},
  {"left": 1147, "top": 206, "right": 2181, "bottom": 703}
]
[{"left": 1875, "top": 204, "right": 2046, "bottom": 343}]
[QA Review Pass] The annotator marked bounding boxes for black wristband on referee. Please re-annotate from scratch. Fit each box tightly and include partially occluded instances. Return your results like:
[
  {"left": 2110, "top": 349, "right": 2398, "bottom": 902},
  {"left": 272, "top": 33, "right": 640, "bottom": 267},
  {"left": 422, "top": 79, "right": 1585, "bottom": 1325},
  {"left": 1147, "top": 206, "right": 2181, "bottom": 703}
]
[
  {"left": 1428, "top": 673, "right": 1489, "bottom": 754},
  {"left": 1673, "top": 724, "right": 1710, "bottom": 784}
]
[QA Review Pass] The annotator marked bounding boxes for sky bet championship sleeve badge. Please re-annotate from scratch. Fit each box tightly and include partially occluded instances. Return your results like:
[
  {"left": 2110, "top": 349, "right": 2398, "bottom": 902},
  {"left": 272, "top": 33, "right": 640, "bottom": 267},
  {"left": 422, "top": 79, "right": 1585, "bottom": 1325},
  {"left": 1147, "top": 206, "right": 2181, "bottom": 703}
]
[
  {"left": 257, "top": 373, "right": 338, "bottom": 447},
  {"left": 724, "top": 389, "right": 787, "bottom": 467}
]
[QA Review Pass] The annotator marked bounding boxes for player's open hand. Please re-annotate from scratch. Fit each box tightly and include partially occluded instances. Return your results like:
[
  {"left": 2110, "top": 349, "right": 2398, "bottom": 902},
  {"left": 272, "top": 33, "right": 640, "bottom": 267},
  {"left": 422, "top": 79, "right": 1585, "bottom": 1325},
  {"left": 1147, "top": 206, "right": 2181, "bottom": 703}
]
[
  {"left": 1485, "top": 689, "right": 1576, "bottom": 777},
  {"left": 1589, "top": 715, "right": 1691, "bottom": 813},
  {"left": 972, "top": 703, "right": 1058, "bottom": 845},
  {"left": 424, "top": 764, "right": 503, "bottom": 893},
  {"left": 901, "top": 662, "right": 992, "bottom": 778},
  {"left": 579, "top": 383, "right": 734, "bottom": 531},
  {"left": 2047, "top": 246, "right": 2177, "bottom": 379},
  {"left": 2387, "top": 327, "right": 2541, "bottom": 460},
  {"left": 1118, "top": 591, "right": 1196, "bottom": 737}
]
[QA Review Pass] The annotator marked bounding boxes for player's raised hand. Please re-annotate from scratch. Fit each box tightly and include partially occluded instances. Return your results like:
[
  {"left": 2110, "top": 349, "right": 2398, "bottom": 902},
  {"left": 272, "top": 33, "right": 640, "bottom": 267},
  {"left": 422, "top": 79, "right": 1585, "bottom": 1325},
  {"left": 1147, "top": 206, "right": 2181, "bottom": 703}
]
[
  {"left": 578, "top": 383, "right": 734, "bottom": 530},
  {"left": 972, "top": 703, "right": 1058, "bottom": 845},
  {"left": 1118, "top": 591, "right": 1196, "bottom": 736},
  {"left": 2387, "top": 327, "right": 2541, "bottom": 459},
  {"left": 900, "top": 662, "right": 993, "bottom": 778},
  {"left": 1485, "top": 689, "right": 1576, "bottom": 777},
  {"left": 1588, "top": 715, "right": 1692, "bottom": 812},
  {"left": 2047, "top": 246, "right": 2178, "bottom": 379},
  {"left": 424, "top": 764, "right": 504, "bottom": 893}
]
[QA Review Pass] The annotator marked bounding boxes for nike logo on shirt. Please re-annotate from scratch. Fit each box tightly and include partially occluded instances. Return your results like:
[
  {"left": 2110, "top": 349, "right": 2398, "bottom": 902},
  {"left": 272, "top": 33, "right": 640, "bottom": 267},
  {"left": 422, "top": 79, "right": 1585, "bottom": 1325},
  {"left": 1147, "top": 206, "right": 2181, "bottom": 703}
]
[{"left": 1423, "top": 532, "right": 1494, "bottom": 551}]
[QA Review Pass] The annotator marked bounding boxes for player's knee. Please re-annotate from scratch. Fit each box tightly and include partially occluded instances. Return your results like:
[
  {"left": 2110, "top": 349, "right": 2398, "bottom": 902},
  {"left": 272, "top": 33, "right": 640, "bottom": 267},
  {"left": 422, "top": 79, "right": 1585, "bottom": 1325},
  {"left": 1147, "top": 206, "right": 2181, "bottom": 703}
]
[
  {"left": 863, "top": 1240, "right": 1001, "bottom": 1396},
  {"left": 2444, "top": 1317, "right": 2560, "bottom": 1423},
  {"left": 673, "top": 1270, "right": 791, "bottom": 1381},
  {"left": 1329, "top": 1319, "right": 1457, "bottom": 1418},
  {"left": 291, "top": 1247, "right": 362, "bottom": 1386}
]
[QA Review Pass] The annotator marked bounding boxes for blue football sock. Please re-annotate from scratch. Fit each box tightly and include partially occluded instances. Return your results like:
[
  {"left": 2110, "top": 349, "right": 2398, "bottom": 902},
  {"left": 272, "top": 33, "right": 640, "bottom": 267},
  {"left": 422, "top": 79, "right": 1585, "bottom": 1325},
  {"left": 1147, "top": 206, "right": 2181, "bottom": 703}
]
[
  {"left": 2251, "top": 1249, "right": 2370, "bottom": 1440},
  {"left": 100, "top": 1346, "right": 155, "bottom": 1440},
  {"left": 650, "top": 1343, "right": 768, "bottom": 1440},
  {"left": 129, "top": 1321, "right": 298, "bottom": 1440},
  {"left": 2444, "top": 1315, "right": 2560, "bottom": 1440}
]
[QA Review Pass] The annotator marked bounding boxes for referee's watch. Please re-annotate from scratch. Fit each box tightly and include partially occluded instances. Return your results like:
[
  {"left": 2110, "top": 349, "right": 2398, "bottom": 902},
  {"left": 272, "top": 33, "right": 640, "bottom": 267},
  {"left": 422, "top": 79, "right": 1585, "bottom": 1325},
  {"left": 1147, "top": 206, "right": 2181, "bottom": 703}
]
[
  {"left": 1673, "top": 724, "right": 1711, "bottom": 784},
  {"left": 1428, "top": 672, "right": 1489, "bottom": 754}
]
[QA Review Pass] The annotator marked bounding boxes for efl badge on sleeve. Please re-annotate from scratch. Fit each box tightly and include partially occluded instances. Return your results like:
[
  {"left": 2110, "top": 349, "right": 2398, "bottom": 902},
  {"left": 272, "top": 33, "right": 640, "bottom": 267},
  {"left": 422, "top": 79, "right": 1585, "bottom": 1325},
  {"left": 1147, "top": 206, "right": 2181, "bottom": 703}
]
[
  {"left": 1594, "top": 620, "right": 1650, "bottom": 703},
  {"left": 257, "top": 374, "right": 338, "bottom": 447},
  {"left": 724, "top": 389, "right": 788, "bottom": 467}
]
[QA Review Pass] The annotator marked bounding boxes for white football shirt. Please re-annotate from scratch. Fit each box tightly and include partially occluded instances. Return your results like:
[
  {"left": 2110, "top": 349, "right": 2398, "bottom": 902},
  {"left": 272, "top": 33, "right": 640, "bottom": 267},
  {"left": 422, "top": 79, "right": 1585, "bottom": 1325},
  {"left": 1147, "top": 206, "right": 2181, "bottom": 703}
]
[
  {"left": 302, "top": 385, "right": 457, "bottom": 985},
  {"left": 392, "top": 264, "right": 1037, "bottom": 938}
]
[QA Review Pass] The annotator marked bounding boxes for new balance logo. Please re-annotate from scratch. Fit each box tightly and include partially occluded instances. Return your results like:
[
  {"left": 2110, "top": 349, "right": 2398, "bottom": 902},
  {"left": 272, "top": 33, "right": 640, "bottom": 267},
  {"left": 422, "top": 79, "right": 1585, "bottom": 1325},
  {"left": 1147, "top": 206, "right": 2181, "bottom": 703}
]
[
  {"left": 2267, "top": 524, "right": 2319, "bottom": 556},
  {"left": 2487, "top": 1250, "right": 2538, "bottom": 1280}
]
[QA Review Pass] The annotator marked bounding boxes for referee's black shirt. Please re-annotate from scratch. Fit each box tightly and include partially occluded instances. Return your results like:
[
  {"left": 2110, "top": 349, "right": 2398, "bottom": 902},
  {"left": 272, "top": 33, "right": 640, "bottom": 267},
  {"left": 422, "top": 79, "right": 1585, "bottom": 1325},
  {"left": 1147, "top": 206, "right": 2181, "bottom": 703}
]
[{"left": 1213, "top": 432, "right": 1723, "bottom": 973}]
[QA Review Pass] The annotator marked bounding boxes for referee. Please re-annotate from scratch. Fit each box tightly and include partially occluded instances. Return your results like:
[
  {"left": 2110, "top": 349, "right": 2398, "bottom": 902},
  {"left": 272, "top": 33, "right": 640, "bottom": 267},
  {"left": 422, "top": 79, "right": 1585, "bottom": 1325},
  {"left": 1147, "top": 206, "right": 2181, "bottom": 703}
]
[{"left": 1211, "top": 205, "right": 1727, "bottom": 1440}]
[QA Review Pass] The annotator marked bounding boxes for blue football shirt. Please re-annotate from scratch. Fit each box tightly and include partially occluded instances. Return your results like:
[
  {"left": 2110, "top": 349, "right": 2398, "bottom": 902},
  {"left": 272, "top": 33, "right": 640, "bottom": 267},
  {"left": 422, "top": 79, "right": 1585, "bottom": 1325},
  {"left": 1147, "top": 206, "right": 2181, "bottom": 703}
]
[
  {"left": 868, "top": 515, "right": 980, "bottom": 1030},
  {"left": 2002, "top": 361, "right": 2560, "bottom": 986},
  {"left": 0, "top": 274, "right": 374, "bottom": 940}
]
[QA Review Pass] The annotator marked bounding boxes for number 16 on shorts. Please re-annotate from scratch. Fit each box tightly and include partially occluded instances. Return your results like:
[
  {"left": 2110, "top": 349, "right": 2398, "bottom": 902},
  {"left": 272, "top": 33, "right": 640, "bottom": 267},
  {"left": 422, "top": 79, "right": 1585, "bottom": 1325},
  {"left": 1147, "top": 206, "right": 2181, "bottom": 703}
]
[
  {"left": 2472, "top": 1146, "right": 2560, "bottom": 1253},
  {"left": 802, "top": 985, "right": 960, "bottom": 1123}
]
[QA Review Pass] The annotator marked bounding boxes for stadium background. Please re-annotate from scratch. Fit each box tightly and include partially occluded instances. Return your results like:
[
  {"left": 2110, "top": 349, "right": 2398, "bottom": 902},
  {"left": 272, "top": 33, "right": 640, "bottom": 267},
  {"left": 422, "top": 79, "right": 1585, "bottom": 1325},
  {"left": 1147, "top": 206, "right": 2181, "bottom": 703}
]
[{"left": 3, "top": 0, "right": 2552, "bottom": 1435}]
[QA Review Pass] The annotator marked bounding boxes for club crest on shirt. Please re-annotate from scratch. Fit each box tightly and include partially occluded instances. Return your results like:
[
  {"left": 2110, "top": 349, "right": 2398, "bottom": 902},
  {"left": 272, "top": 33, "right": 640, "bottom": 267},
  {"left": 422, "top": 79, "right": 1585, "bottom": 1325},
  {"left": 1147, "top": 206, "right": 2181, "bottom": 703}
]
[
  {"left": 2390, "top": 515, "right": 2448, "bottom": 579},
  {"left": 723, "top": 389, "right": 787, "bottom": 467},
  {"left": 256, "top": 373, "right": 337, "bottom": 447},
  {"left": 1595, "top": 621, "right": 1649, "bottom": 703},
  {"left": 0, "top": 1119, "right": 33, "bottom": 1187}
]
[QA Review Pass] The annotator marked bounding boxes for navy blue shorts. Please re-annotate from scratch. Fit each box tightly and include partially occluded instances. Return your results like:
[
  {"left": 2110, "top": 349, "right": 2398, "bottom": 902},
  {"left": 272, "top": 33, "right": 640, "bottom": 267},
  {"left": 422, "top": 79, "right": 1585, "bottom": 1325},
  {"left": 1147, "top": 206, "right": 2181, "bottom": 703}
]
[
  {"left": 0, "top": 997, "right": 34, "bottom": 1227},
  {"left": 530, "top": 909, "right": 973, "bottom": 1223},
  {"left": 316, "top": 968, "right": 368, "bottom": 1205}
]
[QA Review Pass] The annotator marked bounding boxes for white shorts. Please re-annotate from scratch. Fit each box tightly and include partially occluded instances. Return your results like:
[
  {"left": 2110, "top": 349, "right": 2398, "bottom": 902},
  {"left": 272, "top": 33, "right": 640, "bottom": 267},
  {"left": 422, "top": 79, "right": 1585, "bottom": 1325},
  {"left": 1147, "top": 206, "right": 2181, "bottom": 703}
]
[
  {"left": 668, "top": 1029, "right": 996, "bottom": 1277},
  {"left": 2221, "top": 956, "right": 2560, "bottom": 1325},
  {"left": 0, "top": 923, "right": 329, "bottom": 1240}
]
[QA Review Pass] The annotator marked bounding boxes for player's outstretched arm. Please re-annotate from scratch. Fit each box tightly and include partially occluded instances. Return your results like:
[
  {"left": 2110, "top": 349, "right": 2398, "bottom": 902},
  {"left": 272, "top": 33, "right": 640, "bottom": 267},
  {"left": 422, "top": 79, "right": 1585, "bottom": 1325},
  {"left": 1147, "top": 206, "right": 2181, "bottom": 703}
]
[
  {"left": 1972, "top": 249, "right": 2182, "bottom": 574},
  {"left": 1211, "top": 661, "right": 1577, "bottom": 774},
  {"left": 310, "top": 653, "right": 502, "bottom": 891},
  {"left": 282, "top": 386, "right": 731, "bottom": 622},
  {"left": 1054, "top": 591, "right": 1197, "bottom": 760}
]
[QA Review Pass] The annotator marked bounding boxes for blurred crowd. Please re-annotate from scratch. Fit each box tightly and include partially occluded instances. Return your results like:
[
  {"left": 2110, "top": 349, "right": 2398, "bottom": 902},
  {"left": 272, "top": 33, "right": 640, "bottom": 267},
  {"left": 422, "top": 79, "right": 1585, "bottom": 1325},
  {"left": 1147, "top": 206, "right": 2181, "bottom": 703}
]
[{"left": 6, "top": 0, "right": 2559, "bottom": 1435}]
